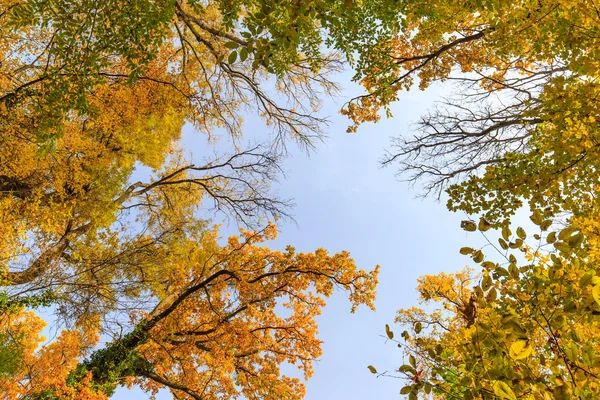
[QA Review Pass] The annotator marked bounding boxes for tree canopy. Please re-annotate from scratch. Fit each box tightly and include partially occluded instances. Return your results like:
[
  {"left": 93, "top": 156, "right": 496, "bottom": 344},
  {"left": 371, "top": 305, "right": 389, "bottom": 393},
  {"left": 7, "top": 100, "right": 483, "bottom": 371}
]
[
  {"left": 363, "top": 1, "right": 600, "bottom": 399},
  {"left": 344, "top": 0, "right": 600, "bottom": 224},
  {"left": 0, "top": 0, "right": 393, "bottom": 398}
]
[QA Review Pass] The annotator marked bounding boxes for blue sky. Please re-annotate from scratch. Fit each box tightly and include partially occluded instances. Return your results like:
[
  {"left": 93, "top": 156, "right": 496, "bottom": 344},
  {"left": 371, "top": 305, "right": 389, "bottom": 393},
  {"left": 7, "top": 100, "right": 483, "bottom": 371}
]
[{"left": 112, "top": 73, "right": 486, "bottom": 399}]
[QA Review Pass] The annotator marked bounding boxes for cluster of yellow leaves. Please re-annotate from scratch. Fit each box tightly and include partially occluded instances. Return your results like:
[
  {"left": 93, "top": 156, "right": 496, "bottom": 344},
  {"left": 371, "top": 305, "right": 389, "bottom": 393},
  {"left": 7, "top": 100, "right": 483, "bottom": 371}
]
[{"left": 388, "top": 215, "right": 600, "bottom": 400}]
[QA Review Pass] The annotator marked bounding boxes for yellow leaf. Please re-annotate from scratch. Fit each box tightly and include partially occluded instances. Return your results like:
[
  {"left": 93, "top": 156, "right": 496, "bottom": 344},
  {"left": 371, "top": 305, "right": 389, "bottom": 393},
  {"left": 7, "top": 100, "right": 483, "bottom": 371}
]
[
  {"left": 492, "top": 381, "right": 517, "bottom": 400},
  {"left": 509, "top": 340, "right": 532, "bottom": 360},
  {"left": 592, "top": 284, "right": 600, "bottom": 306}
]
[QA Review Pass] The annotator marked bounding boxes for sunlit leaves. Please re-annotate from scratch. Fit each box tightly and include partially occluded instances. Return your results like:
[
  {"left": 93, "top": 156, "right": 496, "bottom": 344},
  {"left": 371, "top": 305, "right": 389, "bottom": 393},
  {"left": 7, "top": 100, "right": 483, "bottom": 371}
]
[
  {"left": 509, "top": 340, "right": 532, "bottom": 360},
  {"left": 492, "top": 381, "right": 517, "bottom": 400},
  {"left": 384, "top": 219, "right": 600, "bottom": 399}
]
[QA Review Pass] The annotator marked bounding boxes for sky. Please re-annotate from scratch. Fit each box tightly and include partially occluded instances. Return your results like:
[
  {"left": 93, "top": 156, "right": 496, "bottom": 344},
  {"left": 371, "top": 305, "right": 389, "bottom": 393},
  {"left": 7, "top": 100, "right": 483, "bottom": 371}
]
[{"left": 112, "top": 73, "right": 488, "bottom": 399}]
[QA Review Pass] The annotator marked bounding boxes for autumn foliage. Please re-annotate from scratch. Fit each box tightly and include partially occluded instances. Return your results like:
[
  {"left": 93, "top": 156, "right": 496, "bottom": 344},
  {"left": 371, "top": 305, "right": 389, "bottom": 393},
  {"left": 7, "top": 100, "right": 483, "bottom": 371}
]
[
  {"left": 0, "top": 0, "right": 386, "bottom": 398},
  {"left": 363, "top": 0, "right": 600, "bottom": 399}
]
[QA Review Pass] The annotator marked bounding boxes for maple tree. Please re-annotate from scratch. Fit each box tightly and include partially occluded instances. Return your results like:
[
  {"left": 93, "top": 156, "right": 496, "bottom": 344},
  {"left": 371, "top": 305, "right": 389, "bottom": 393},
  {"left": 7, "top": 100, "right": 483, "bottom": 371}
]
[{"left": 0, "top": 0, "right": 389, "bottom": 398}]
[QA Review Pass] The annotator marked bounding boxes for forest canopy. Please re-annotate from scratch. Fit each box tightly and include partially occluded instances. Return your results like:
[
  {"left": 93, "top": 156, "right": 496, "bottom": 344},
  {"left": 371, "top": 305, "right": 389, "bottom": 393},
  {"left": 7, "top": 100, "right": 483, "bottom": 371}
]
[
  {"left": 0, "top": 0, "right": 393, "bottom": 398},
  {"left": 360, "top": 0, "right": 600, "bottom": 399}
]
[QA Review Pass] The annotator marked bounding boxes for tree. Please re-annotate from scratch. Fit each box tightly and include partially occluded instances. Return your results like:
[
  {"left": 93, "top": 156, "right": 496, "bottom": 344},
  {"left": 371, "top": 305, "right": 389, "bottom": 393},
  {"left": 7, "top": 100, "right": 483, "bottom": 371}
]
[
  {"left": 1, "top": 0, "right": 401, "bottom": 147},
  {"left": 353, "top": 1, "right": 600, "bottom": 398},
  {"left": 2, "top": 224, "right": 378, "bottom": 399},
  {"left": 342, "top": 0, "right": 600, "bottom": 225},
  {"left": 374, "top": 215, "right": 600, "bottom": 400},
  {"left": 0, "top": 0, "right": 393, "bottom": 398}
]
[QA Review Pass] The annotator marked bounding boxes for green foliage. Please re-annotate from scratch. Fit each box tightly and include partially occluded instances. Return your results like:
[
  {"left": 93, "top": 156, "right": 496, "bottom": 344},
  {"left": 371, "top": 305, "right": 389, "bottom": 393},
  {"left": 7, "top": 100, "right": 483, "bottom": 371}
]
[{"left": 0, "top": 332, "right": 24, "bottom": 378}]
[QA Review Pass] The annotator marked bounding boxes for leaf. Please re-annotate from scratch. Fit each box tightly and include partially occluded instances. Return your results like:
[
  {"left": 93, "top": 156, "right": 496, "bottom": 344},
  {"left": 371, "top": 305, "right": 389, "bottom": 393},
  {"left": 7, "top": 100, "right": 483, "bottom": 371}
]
[
  {"left": 554, "top": 241, "right": 571, "bottom": 254},
  {"left": 460, "top": 247, "right": 474, "bottom": 255},
  {"left": 399, "top": 364, "right": 415, "bottom": 373},
  {"left": 558, "top": 226, "right": 576, "bottom": 241},
  {"left": 530, "top": 210, "right": 543, "bottom": 226},
  {"left": 368, "top": 365, "right": 377, "bottom": 374},
  {"left": 540, "top": 219, "right": 552, "bottom": 231},
  {"left": 228, "top": 51, "right": 238, "bottom": 64},
  {"left": 239, "top": 47, "right": 249, "bottom": 62},
  {"left": 516, "top": 227, "right": 526, "bottom": 239},
  {"left": 472, "top": 250, "right": 484, "bottom": 263},
  {"left": 409, "top": 355, "right": 416, "bottom": 367},
  {"left": 509, "top": 340, "right": 532, "bottom": 360},
  {"left": 492, "top": 380, "right": 518, "bottom": 400},
  {"left": 502, "top": 225, "right": 511, "bottom": 240},
  {"left": 592, "top": 284, "right": 600, "bottom": 306},
  {"left": 479, "top": 217, "right": 492, "bottom": 231},
  {"left": 427, "top": 348, "right": 436, "bottom": 359},
  {"left": 461, "top": 220, "right": 477, "bottom": 232},
  {"left": 568, "top": 232, "right": 583, "bottom": 247},
  {"left": 509, "top": 238, "right": 523, "bottom": 249},
  {"left": 400, "top": 386, "right": 412, "bottom": 394},
  {"left": 224, "top": 41, "right": 239, "bottom": 49},
  {"left": 385, "top": 324, "right": 394, "bottom": 339},
  {"left": 414, "top": 321, "right": 422, "bottom": 334},
  {"left": 482, "top": 274, "right": 492, "bottom": 291},
  {"left": 486, "top": 287, "right": 497, "bottom": 302}
]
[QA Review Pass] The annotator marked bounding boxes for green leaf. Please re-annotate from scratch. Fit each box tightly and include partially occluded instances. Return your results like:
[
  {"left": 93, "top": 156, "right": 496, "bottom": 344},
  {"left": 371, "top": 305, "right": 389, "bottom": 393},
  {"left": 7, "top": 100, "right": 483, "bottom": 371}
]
[
  {"left": 224, "top": 41, "right": 239, "bottom": 49},
  {"left": 239, "top": 47, "right": 249, "bottom": 62},
  {"left": 509, "top": 238, "right": 523, "bottom": 249},
  {"left": 482, "top": 274, "right": 492, "bottom": 291},
  {"left": 385, "top": 324, "right": 394, "bottom": 339},
  {"left": 502, "top": 225, "right": 511, "bottom": 240},
  {"left": 228, "top": 51, "right": 238, "bottom": 64},
  {"left": 486, "top": 287, "right": 497, "bottom": 302},
  {"left": 472, "top": 250, "right": 484, "bottom": 263},
  {"left": 559, "top": 226, "right": 576, "bottom": 241},
  {"left": 530, "top": 210, "right": 543, "bottom": 225},
  {"left": 554, "top": 241, "right": 571, "bottom": 254},
  {"left": 414, "top": 321, "right": 422, "bottom": 334},
  {"left": 568, "top": 232, "right": 584, "bottom": 247},
  {"left": 498, "top": 238, "right": 509, "bottom": 250},
  {"left": 516, "top": 227, "right": 526, "bottom": 239},
  {"left": 509, "top": 263, "right": 519, "bottom": 279},
  {"left": 368, "top": 365, "right": 377, "bottom": 374},
  {"left": 409, "top": 354, "right": 416, "bottom": 367},
  {"left": 460, "top": 247, "right": 474, "bottom": 255},
  {"left": 427, "top": 348, "right": 436, "bottom": 359},
  {"left": 540, "top": 219, "right": 552, "bottom": 231},
  {"left": 424, "top": 383, "right": 432, "bottom": 394},
  {"left": 400, "top": 386, "right": 412, "bottom": 395}
]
